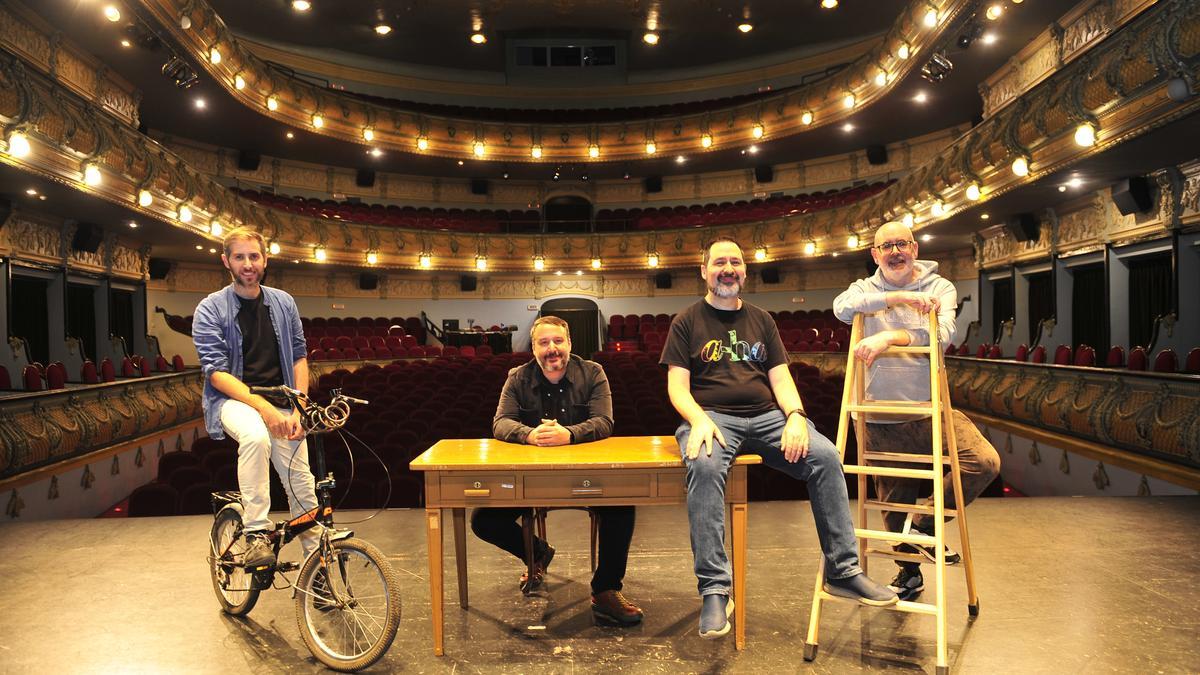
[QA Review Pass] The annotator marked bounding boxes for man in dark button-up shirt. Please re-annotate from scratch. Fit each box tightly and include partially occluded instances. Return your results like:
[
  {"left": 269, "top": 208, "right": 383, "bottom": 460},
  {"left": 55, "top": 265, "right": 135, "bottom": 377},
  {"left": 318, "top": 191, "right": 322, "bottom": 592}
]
[{"left": 477, "top": 316, "right": 643, "bottom": 626}]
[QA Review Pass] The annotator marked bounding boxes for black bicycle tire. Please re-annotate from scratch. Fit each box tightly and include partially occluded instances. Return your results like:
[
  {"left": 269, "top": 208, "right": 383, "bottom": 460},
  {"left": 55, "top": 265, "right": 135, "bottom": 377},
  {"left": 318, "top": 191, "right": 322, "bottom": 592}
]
[
  {"left": 293, "top": 537, "right": 402, "bottom": 672},
  {"left": 209, "top": 503, "right": 261, "bottom": 616}
]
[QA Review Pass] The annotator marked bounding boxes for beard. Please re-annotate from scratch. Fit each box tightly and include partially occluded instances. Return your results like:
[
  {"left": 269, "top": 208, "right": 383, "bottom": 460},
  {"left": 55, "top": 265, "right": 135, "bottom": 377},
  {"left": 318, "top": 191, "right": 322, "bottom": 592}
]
[
  {"left": 538, "top": 351, "right": 567, "bottom": 371},
  {"left": 880, "top": 255, "right": 912, "bottom": 284},
  {"left": 710, "top": 275, "right": 742, "bottom": 299},
  {"left": 232, "top": 268, "right": 261, "bottom": 287}
]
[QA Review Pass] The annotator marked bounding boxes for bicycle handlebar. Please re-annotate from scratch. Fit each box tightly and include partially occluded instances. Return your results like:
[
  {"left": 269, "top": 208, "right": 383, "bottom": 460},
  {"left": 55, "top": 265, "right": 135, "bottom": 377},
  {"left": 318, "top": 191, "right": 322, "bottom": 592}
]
[{"left": 249, "top": 386, "right": 368, "bottom": 434}]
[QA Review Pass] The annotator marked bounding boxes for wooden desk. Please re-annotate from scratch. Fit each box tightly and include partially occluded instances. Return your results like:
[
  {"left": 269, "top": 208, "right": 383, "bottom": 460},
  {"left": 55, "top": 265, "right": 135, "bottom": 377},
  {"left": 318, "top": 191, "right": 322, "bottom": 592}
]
[{"left": 410, "top": 436, "right": 762, "bottom": 655}]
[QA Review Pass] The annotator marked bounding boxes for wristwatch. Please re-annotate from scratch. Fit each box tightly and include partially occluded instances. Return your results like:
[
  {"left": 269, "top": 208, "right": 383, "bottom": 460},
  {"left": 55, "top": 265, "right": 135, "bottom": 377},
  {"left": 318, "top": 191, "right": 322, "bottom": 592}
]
[{"left": 787, "top": 408, "right": 808, "bottom": 420}]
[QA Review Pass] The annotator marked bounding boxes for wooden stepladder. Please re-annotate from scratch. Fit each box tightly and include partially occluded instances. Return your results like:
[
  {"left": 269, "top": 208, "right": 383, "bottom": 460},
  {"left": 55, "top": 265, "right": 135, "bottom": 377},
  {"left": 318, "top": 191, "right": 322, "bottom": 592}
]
[{"left": 803, "top": 311, "right": 979, "bottom": 675}]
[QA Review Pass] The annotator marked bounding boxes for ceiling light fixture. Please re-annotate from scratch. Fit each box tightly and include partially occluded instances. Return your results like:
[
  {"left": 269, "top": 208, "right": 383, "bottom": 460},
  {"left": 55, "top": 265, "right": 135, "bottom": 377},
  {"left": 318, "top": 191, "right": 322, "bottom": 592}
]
[
  {"left": 234, "top": 74, "right": 245, "bottom": 90},
  {"left": 804, "top": 241, "right": 817, "bottom": 256},
  {"left": 1012, "top": 155, "right": 1030, "bottom": 177},
  {"left": 914, "top": 91, "right": 928, "bottom": 103},
  {"left": 647, "top": 253, "right": 660, "bottom": 268},
  {"left": 923, "top": 7, "right": 940, "bottom": 28},
  {"left": 419, "top": 253, "right": 432, "bottom": 268},
  {"left": 931, "top": 199, "right": 945, "bottom": 216},
  {"left": 473, "top": 140, "right": 486, "bottom": 157},
  {"left": 285, "top": 131, "right": 294, "bottom": 139},
  {"left": 533, "top": 256, "right": 545, "bottom": 271},
  {"left": 366, "top": 251, "right": 378, "bottom": 265},
  {"left": 591, "top": 257, "right": 602, "bottom": 270},
  {"left": 1058, "top": 185, "right": 1068, "bottom": 192},
  {"left": 370, "top": 148, "right": 382, "bottom": 157},
  {"left": 475, "top": 256, "right": 488, "bottom": 271},
  {"left": 737, "top": 22, "right": 753, "bottom": 33},
  {"left": 982, "top": 33, "right": 997, "bottom": 45},
  {"left": 5, "top": 130, "right": 31, "bottom": 158},
  {"left": 311, "top": 114, "right": 323, "bottom": 128},
  {"left": 269, "top": 241, "right": 281, "bottom": 255},
  {"left": 985, "top": 4, "right": 1003, "bottom": 20},
  {"left": 754, "top": 247, "right": 767, "bottom": 262},
  {"left": 981, "top": 213, "right": 990, "bottom": 220},
  {"left": 821, "top": 0, "right": 839, "bottom": 8},
  {"left": 362, "top": 127, "right": 374, "bottom": 142},
  {"left": 470, "top": 32, "right": 487, "bottom": 44},
  {"left": 752, "top": 123, "right": 764, "bottom": 139},
  {"left": 675, "top": 155, "right": 686, "bottom": 164},
  {"left": 896, "top": 42, "right": 911, "bottom": 59},
  {"left": 842, "top": 123, "right": 854, "bottom": 132},
  {"left": 1074, "top": 122, "right": 1097, "bottom": 147},
  {"left": 266, "top": 95, "right": 279, "bottom": 111},
  {"left": 194, "top": 98, "right": 206, "bottom": 109},
  {"left": 645, "top": 141, "right": 657, "bottom": 155},
  {"left": 801, "top": 110, "right": 814, "bottom": 125},
  {"left": 416, "top": 136, "right": 429, "bottom": 151},
  {"left": 588, "top": 144, "right": 600, "bottom": 158},
  {"left": 375, "top": 24, "right": 392, "bottom": 35},
  {"left": 209, "top": 47, "right": 221, "bottom": 65},
  {"left": 966, "top": 183, "right": 982, "bottom": 200},
  {"left": 314, "top": 246, "right": 327, "bottom": 262},
  {"left": 120, "top": 39, "right": 131, "bottom": 48},
  {"left": 643, "top": 32, "right": 659, "bottom": 45},
  {"left": 128, "top": 221, "right": 137, "bottom": 228},
  {"left": 104, "top": 5, "right": 121, "bottom": 22},
  {"left": 847, "top": 234, "right": 860, "bottom": 248},
  {"left": 25, "top": 188, "right": 36, "bottom": 196},
  {"left": 700, "top": 133, "right": 713, "bottom": 148},
  {"left": 903, "top": 212, "right": 916, "bottom": 227},
  {"left": 210, "top": 220, "right": 223, "bottom": 236},
  {"left": 843, "top": 92, "right": 856, "bottom": 108},
  {"left": 177, "top": 204, "right": 193, "bottom": 222},
  {"left": 747, "top": 145, "right": 759, "bottom": 154},
  {"left": 291, "top": 0, "right": 311, "bottom": 12},
  {"left": 530, "top": 145, "right": 543, "bottom": 159},
  {"left": 83, "top": 163, "right": 102, "bottom": 187}
]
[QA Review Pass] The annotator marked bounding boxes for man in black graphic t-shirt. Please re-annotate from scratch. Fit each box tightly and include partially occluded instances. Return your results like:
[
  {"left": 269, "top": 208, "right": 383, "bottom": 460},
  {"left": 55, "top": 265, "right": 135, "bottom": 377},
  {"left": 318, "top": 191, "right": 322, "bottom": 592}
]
[{"left": 660, "top": 237, "right": 897, "bottom": 640}]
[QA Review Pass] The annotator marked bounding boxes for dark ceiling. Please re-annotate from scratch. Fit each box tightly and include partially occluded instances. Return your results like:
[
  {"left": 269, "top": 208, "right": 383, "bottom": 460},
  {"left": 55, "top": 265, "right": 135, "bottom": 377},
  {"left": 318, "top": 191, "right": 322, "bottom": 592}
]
[
  {"left": 33, "top": 0, "right": 1080, "bottom": 182},
  {"left": 207, "top": 0, "right": 909, "bottom": 73}
]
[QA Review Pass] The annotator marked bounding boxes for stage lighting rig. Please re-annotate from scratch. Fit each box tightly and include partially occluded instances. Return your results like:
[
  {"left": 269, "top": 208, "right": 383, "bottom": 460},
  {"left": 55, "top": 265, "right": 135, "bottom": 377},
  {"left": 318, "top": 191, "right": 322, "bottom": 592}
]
[
  {"left": 162, "top": 55, "right": 198, "bottom": 89},
  {"left": 920, "top": 52, "right": 953, "bottom": 83}
]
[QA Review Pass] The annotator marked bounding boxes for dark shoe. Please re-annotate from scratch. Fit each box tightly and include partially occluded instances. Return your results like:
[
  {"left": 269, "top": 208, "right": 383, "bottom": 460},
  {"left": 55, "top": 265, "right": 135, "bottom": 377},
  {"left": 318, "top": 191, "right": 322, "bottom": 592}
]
[
  {"left": 824, "top": 573, "right": 899, "bottom": 607},
  {"left": 311, "top": 567, "right": 335, "bottom": 612},
  {"left": 888, "top": 566, "right": 924, "bottom": 601},
  {"left": 895, "top": 524, "right": 962, "bottom": 565},
  {"left": 243, "top": 531, "right": 276, "bottom": 572},
  {"left": 698, "top": 594, "right": 733, "bottom": 639},
  {"left": 591, "top": 590, "right": 644, "bottom": 626},
  {"left": 519, "top": 545, "right": 555, "bottom": 593}
]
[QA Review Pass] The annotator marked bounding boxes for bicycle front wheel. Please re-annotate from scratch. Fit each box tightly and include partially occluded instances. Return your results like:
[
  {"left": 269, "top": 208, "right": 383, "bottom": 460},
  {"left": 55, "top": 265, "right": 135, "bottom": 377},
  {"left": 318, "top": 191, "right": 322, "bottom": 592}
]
[
  {"left": 209, "top": 503, "right": 260, "bottom": 615},
  {"left": 294, "top": 537, "right": 402, "bottom": 672}
]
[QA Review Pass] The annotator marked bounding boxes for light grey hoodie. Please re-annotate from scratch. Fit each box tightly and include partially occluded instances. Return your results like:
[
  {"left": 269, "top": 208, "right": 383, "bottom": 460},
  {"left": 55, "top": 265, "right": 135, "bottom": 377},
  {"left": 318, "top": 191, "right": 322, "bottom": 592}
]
[{"left": 832, "top": 259, "right": 957, "bottom": 423}]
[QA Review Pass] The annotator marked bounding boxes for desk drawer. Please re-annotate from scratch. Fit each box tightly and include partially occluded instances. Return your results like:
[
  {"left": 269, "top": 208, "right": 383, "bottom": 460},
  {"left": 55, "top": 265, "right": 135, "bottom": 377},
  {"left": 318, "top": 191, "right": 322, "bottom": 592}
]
[
  {"left": 441, "top": 475, "right": 517, "bottom": 501},
  {"left": 524, "top": 473, "right": 651, "bottom": 500},
  {"left": 656, "top": 472, "right": 688, "bottom": 499}
]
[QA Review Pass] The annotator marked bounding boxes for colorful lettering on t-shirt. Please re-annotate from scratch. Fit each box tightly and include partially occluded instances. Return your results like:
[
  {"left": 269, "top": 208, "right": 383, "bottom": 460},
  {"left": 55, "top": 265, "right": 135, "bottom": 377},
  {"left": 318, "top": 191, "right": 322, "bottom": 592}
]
[{"left": 700, "top": 329, "right": 768, "bottom": 363}]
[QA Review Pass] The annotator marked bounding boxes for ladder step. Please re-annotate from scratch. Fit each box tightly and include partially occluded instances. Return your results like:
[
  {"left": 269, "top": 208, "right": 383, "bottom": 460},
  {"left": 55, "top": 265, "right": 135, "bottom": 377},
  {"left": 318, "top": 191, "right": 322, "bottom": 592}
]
[
  {"left": 865, "top": 547, "right": 932, "bottom": 564},
  {"left": 862, "top": 500, "right": 958, "bottom": 517},
  {"left": 862, "top": 451, "right": 937, "bottom": 464},
  {"left": 844, "top": 465, "right": 937, "bottom": 480},
  {"left": 816, "top": 591, "right": 939, "bottom": 615},
  {"left": 846, "top": 401, "right": 935, "bottom": 414},
  {"left": 854, "top": 527, "right": 936, "bottom": 545}
]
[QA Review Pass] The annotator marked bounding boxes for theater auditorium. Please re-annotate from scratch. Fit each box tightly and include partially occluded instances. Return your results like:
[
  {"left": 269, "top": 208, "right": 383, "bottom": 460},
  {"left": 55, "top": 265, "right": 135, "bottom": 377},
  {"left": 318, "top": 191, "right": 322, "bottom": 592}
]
[{"left": 0, "top": 0, "right": 1198, "bottom": 672}]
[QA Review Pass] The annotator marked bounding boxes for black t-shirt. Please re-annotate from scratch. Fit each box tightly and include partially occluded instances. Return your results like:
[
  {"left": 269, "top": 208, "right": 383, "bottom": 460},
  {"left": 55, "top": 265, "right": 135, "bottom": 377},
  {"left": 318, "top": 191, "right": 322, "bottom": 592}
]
[
  {"left": 237, "top": 292, "right": 284, "bottom": 389},
  {"left": 660, "top": 299, "right": 788, "bottom": 417}
]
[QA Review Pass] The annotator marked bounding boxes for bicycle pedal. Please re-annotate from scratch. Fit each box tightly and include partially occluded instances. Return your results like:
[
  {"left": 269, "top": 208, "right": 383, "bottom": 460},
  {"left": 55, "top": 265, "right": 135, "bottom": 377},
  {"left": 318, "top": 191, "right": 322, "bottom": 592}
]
[
  {"left": 276, "top": 562, "right": 300, "bottom": 573},
  {"left": 250, "top": 569, "right": 275, "bottom": 590}
]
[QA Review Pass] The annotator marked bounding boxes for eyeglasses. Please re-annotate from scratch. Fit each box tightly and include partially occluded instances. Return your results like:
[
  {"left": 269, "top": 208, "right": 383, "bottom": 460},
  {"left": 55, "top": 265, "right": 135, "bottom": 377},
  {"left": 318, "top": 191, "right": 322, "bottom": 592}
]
[{"left": 875, "top": 240, "right": 915, "bottom": 253}]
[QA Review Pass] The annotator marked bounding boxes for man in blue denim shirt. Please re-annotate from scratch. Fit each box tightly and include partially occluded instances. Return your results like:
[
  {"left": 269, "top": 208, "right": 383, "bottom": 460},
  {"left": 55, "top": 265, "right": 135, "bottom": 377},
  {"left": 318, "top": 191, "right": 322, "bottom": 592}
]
[
  {"left": 661, "top": 238, "right": 896, "bottom": 640},
  {"left": 193, "top": 227, "right": 316, "bottom": 571}
]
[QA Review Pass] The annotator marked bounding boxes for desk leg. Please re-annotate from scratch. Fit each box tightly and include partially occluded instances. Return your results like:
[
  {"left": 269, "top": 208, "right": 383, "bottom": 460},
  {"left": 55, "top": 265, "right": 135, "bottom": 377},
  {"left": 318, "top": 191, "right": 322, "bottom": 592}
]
[
  {"left": 731, "top": 502, "right": 748, "bottom": 650},
  {"left": 425, "top": 508, "right": 445, "bottom": 656},
  {"left": 453, "top": 507, "right": 468, "bottom": 609}
]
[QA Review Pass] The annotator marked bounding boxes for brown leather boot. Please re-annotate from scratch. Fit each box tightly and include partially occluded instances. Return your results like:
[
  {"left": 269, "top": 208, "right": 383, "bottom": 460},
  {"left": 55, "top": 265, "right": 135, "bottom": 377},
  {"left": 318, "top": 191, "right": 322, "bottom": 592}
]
[{"left": 591, "top": 590, "right": 644, "bottom": 626}]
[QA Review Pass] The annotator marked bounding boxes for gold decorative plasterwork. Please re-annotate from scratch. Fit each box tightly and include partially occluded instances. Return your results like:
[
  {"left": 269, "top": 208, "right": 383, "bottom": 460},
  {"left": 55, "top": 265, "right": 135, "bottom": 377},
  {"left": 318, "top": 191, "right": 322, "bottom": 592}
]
[
  {"left": 133, "top": 0, "right": 973, "bottom": 162},
  {"left": 0, "top": 1, "right": 140, "bottom": 128},
  {"left": 0, "top": 212, "right": 149, "bottom": 280}
]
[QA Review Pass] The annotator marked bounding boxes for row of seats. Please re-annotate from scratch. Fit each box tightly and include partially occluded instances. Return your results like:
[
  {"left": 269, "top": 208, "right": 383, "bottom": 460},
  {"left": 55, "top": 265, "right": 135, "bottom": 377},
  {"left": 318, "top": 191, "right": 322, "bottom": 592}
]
[
  {"left": 0, "top": 354, "right": 187, "bottom": 391},
  {"left": 235, "top": 182, "right": 890, "bottom": 235},
  {"left": 957, "top": 342, "right": 1200, "bottom": 373},
  {"left": 303, "top": 315, "right": 425, "bottom": 344},
  {"left": 307, "top": 343, "right": 494, "bottom": 361},
  {"left": 608, "top": 182, "right": 893, "bottom": 232}
]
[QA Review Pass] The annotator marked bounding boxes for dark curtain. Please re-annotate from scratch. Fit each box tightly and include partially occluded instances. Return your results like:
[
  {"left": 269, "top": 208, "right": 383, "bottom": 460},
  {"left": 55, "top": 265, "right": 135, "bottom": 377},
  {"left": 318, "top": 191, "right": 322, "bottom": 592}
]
[
  {"left": 11, "top": 276, "right": 50, "bottom": 365},
  {"left": 540, "top": 298, "right": 600, "bottom": 357},
  {"left": 66, "top": 283, "right": 97, "bottom": 361},
  {"left": 1026, "top": 272, "right": 1054, "bottom": 346},
  {"left": 544, "top": 196, "right": 593, "bottom": 234},
  {"left": 990, "top": 277, "right": 1013, "bottom": 343},
  {"left": 110, "top": 288, "right": 135, "bottom": 351},
  {"left": 1071, "top": 264, "right": 1107, "bottom": 351},
  {"left": 1128, "top": 254, "right": 1172, "bottom": 349}
]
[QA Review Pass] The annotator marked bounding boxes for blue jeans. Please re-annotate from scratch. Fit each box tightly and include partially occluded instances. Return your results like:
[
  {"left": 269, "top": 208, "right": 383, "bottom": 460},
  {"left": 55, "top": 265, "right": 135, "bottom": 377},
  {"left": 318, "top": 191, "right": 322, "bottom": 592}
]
[{"left": 676, "top": 409, "right": 861, "bottom": 596}]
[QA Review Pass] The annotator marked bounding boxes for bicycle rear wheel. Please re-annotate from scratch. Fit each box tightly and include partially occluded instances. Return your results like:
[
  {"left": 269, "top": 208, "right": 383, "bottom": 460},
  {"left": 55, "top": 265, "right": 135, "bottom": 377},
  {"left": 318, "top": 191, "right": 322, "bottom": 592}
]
[
  {"left": 209, "top": 503, "right": 260, "bottom": 615},
  {"left": 294, "top": 537, "right": 402, "bottom": 672}
]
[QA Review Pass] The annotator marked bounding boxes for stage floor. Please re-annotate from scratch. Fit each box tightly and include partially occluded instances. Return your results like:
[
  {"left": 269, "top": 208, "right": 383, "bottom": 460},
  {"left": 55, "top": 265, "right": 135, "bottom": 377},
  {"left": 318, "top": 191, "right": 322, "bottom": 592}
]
[{"left": 1, "top": 496, "right": 1197, "bottom": 673}]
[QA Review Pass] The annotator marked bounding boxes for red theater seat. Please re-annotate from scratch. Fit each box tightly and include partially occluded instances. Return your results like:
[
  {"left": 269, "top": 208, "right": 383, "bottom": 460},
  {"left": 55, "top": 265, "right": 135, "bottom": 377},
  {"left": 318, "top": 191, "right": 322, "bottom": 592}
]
[
  {"left": 1105, "top": 346, "right": 1125, "bottom": 368},
  {"left": 1153, "top": 348, "right": 1178, "bottom": 373},
  {"left": 1185, "top": 347, "right": 1200, "bottom": 374},
  {"left": 23, "top": 364, "right": 43, "bottom": 391},
  {"left": 1127, "top": 347, "right": 1148, "bottom": 371}
]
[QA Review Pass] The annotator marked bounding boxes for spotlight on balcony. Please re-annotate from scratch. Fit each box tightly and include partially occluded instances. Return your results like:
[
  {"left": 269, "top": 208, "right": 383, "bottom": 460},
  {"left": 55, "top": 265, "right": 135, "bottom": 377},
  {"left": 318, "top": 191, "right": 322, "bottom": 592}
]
[
  {"left": 161, "top": 55, "right": 199, "bottom": 89},
  {"left": 920, "top": 52, "right": 953, "bottom": 83}
]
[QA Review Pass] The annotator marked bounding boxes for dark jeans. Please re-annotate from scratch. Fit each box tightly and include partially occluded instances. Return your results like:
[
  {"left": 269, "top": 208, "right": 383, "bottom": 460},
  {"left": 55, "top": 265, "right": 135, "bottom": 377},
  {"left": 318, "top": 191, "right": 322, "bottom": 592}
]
[{"left": 470, "top": 506, "right": 636, "bottom": 593}]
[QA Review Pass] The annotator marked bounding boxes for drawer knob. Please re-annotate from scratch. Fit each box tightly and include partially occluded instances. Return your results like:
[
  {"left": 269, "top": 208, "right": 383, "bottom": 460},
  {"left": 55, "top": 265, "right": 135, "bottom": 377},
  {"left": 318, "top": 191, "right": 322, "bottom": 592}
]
[
  {"left": 582, "top": 479, "right": 592, "bottom": 488},
  {"left": 473, "top": 481, "right": 482, "bottom": 489}
]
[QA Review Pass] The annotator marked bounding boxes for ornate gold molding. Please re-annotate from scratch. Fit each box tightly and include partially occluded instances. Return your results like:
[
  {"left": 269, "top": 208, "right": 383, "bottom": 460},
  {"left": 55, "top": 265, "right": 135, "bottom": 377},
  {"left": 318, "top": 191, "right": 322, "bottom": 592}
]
[
  {"left": 948, "top": 358, "right": 1200, "bottom": 472},
  {"left": 0, "top": 1, "right": 141, "bottom": 128},
  {"left": 134, "top": 0, "right": 972, "bottom": 162},
  {"left": 0, "top": 373, "right": 203, "bottom": 479},
  {"left": 0, "top": 210, "right": 149, "bottom": 280}
]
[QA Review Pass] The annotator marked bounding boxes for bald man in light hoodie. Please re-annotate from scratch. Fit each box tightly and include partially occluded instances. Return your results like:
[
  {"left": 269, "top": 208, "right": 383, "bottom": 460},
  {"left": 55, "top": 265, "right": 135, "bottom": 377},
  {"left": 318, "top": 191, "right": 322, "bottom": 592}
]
[{"left": 833, "top": 222, "right": 999, "bottom": 602}]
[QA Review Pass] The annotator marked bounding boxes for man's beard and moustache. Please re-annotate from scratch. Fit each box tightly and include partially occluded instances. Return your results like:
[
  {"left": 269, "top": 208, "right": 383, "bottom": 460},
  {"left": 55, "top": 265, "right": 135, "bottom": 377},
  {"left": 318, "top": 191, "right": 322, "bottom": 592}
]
[
  {"left": 711, "top": 272, "right": 742, "bottom": 299},
  {"left": 232, "top": 267, "right": 261, "bottom": 288},
  {"left": 882, "top": 253, "right": 910, "bottom": 284},
  {"left": 541, "top": 348, "right": 567, "bottom": 371}
]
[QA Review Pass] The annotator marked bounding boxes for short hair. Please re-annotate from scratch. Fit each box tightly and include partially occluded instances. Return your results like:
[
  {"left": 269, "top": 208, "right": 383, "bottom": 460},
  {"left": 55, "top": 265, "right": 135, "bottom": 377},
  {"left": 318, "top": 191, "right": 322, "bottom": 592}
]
[
  {"left": 703, "top": 236, "right": 743, "bottom": 265},
  {"left": 222, "top": 227, "right": 267, "bottom": 258},
  {"left": 530, "top": 315, "right": 570, "bottom": 339}
]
